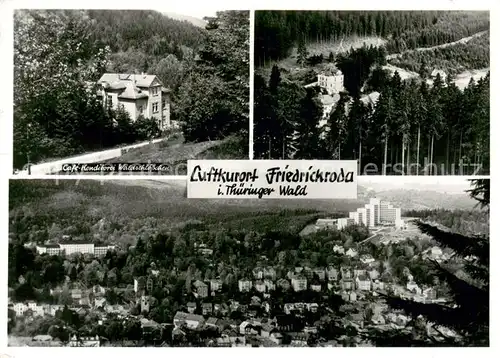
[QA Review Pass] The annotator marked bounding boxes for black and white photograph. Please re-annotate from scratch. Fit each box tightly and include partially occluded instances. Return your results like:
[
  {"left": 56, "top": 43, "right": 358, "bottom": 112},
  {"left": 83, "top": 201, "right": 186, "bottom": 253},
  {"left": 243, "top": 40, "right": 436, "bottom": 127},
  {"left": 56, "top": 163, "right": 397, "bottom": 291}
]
[
  {"left": 7, "top": 177, "right": 489, "bottom": 347},
  {"left": 12, "top": 8, "right": 250, "bottom": 175},
  {"left": 253, "top": 11, "right": 490, "bottom": 175}
]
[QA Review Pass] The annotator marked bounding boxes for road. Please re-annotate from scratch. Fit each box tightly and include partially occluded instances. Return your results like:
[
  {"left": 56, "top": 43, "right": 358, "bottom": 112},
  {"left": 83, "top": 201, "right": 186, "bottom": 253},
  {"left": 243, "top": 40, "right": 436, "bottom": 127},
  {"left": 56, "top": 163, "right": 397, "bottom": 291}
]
[
  {"left": 359, "top": 227, "right": 385, "bottom": 244},
  {"left": 386, "top": 31, "right": 488, "bottom": 60},
  {"left": 14, "top": 138, "right": 166, "bottom": 176},
  {"left": 382, "top": 30, "right": 489, "bottom": 90}
]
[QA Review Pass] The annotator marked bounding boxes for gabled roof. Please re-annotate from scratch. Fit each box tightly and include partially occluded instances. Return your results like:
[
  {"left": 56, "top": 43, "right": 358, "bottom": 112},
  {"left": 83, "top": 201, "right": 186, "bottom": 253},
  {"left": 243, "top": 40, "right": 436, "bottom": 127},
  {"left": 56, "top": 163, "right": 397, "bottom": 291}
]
[
  {"left": 206, "top": 317, "right": 218, "bottom": 325},
  {"left": 98, "top": 73, "right": 162, "bottom": 88},
  {"left": 118, "top": 82, "right": 148, "bottom": 100},
  {"left": 174, "top": 311, "right": 204, "bottom": 322},
  {"left": 193, "top": 280, "right": 207, "bottom": 288},
  {"left": 360, "top": 92, "right": 380, "bottom": 107},
  {"left": 320, "top": 94, "right": 340, "bottom": 106}
]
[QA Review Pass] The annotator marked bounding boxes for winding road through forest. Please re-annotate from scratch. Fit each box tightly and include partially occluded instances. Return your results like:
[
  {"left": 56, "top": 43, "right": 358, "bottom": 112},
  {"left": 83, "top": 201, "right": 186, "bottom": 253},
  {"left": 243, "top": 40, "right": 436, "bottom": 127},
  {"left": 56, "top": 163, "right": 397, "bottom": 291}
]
[
  {"left": 386, "top": 30, "right": 488, "bottom": 60},
  {"left": 382, "top": 30, "right": 489, "bottom": 90}
]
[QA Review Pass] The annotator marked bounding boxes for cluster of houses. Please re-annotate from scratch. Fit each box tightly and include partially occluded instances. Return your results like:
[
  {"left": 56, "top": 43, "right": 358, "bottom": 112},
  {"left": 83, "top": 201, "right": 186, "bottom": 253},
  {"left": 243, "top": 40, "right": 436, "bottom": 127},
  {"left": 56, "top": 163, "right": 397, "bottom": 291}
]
[
  {"left": 233, "top": 264, "right": 382, "bottom": 295},
  {"left": 172, "top": 311, "right": 317, "bottom": 347},
  {"left": 10, "top": 225, "right": 451, "bottom": 347},
  {"left": 9, "top": 283, "right": 109, "bottom": 318}
]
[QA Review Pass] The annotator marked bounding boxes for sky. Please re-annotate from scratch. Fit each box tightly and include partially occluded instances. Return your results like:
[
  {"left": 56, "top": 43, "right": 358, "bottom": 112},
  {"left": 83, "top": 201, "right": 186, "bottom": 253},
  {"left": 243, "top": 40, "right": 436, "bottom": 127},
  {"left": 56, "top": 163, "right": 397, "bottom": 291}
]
[
  {"left": 155, "top": 7, "right": 220, "bottom": 19},
  {"left": 358, "top": 176, "right": 474, "bottom": 194}
]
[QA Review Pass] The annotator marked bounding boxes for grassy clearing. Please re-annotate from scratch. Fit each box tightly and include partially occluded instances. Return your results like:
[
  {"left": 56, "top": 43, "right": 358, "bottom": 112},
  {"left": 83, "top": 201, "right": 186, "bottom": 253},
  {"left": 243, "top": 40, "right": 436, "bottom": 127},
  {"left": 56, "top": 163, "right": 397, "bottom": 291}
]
[
  {"left": 52, "top": 134, "right": 246, "bottom": 175},
  {"left": 104, "top": 134, "right": 246, "bottom": 163},
  {"left": 257, "top": 36, "right": 386, "bottom": 79}
]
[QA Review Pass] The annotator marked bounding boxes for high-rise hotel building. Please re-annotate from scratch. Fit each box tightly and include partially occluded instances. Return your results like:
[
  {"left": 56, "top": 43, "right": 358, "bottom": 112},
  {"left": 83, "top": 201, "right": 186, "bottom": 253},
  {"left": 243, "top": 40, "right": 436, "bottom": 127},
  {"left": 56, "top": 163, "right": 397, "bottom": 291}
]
[{"left": 349, "top": 198, "right": 403, "bottom": 228}]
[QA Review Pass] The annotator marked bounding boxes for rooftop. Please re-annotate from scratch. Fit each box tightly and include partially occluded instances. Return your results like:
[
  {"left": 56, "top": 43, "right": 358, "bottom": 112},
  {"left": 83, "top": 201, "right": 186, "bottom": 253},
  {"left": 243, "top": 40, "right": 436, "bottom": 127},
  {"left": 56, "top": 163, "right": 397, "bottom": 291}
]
[
  {"left": 318, "top": 63, "right": 343, "bottom": 76},
  {"left": 174, "top": 311, "right": 204, "bottom": 323},
  {"left": 117, "top": 82, "right": 149, "bottom": 100},
  {"left": 320, "top": 93, "right": 341, "bottom": 106},
  {"left": 98, "top": 73, "right": 159, "bottom": 88},
  {"left": 206, "top": 317, "right": 219, "bottom": 325},
  {"left": 360, "top": 91, "right": 380, "bottom": 107},
  {"left": 193, "top": 280, "right": 208, "bottom": 288},
  {"left": 39, "top": 244, "right": 61, "bottom": 248},
  {"left": 59, "top": 240, "right": 94, "bottom": 245}
]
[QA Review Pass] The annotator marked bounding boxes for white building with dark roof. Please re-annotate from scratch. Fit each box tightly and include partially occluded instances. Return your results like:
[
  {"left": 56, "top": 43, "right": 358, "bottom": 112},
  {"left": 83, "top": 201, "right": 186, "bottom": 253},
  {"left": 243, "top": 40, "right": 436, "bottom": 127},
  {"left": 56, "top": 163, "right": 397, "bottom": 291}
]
[
  {"left": 318, "top": 69, "right": 344, "bottom": 95},
  {"left": 97, "top": 73, "right": 171, "bottom": 129}
]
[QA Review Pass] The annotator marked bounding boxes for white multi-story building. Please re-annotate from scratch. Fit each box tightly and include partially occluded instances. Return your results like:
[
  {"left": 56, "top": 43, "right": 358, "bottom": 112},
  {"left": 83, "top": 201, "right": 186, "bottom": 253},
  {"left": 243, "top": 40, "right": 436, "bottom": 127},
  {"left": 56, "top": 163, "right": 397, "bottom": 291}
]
[
  {"left": 36, "top": 246, "right": 47, "bottom": 255},
  {"left": 210, "top": 279, "right": 223, "bottom": 292},
  {"left": 347, "top": 198, "right": 402, "bottom": 228},
  {"left": 36, "top": 244, "right": 61, "bottom": 255},
  {"left": 316, "top": 218, "right": 354, "bottom": 231},
  {"left": 318, "top": 70, "right": 344, "bottom": 95},
  {"left": 238, "top": 279, "right": 252, "bottom": 293},
  {"left": 36, "top": 241, "right": 115, "bottom": 257},
  {"left": 349, "top": 207, "right": 373, "bottom": 227},
  {"left": 12, "top": 302, "right": 29, "bottom": 316},
  {"left": 59, "top": 241, "right": 95, "bottom": 255},
  {"left": 291, "top": 275, "right": 308, "bottom": 292},
  {"left": 369, "top": 198, "right": 381, "bottom": 224},
  {"left": 379, "top": 201, "right": 402, "bottom": 225},
  {"left": 11, "top": 301, "right": 56, "bottom": 317},
  {"left": 94, "top": 245, "right": 116, "bottom": 256},
  {"left": 97, "top": 73, "right": 171, "bottom": 130}
]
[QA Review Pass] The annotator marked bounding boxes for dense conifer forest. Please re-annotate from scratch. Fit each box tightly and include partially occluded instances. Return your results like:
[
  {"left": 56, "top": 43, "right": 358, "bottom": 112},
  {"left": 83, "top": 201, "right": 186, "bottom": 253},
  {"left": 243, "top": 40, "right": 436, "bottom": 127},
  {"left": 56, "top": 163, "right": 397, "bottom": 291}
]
[
  {"left": 253, "top": 11, "right": 489, "bottom": 174},
  {"left": 388, "top": 31, "right": 489, "bottom": 76},
  {"left": 255, "top": 11, "right": 489, "bottom": 64}
]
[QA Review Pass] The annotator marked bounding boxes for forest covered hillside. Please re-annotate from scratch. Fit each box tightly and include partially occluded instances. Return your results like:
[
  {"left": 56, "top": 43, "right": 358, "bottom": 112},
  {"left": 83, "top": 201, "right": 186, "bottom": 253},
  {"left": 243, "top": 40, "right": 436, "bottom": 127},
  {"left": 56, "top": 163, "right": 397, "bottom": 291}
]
[
  {"left": 255, "top": 10, "right": 490, "bottom": 64},
  {"left": 9, "top": 179, "right": 478, "bottom": 249},
  {"left": 162, "top": 12, "right": 209, "bottom": 28},
  {"left": 253, "top": 11, "right": 489, "bottom": 174}
]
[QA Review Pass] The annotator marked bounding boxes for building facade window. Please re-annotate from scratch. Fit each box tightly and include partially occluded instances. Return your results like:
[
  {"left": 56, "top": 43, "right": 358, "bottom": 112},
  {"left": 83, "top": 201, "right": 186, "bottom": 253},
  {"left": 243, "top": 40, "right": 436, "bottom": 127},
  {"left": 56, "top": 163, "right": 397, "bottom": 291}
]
[
  {"left": 107, "top": 95, "right": 112, "bottom": 104},
  {"left": 162, "top": 100, "right": 166, "bottom": 109},
  {"left": 152, "top": 102, "right": 159, "bottom": 113},
  {"left": 152, "top": 87, "right": 159, "bottom": 96}
]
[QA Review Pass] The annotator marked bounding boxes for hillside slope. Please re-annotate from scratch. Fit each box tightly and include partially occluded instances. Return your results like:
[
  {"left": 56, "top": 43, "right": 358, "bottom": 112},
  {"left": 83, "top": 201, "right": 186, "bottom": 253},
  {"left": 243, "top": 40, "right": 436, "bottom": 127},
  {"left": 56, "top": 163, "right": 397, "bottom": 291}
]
[
  {"left": 10, "top": 180, "right": 475, "bottom": 218},
  {"left": 163, "top": 12, "right": 208, "bottom": 28}
]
